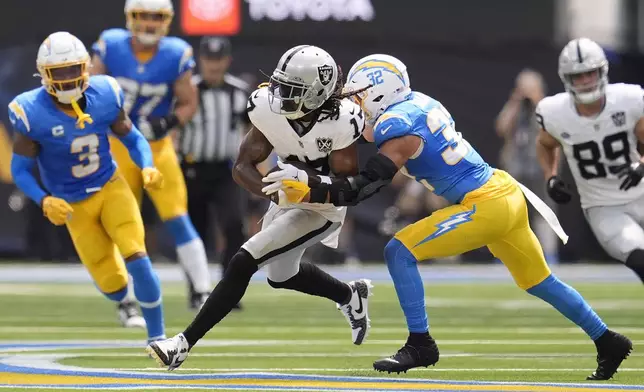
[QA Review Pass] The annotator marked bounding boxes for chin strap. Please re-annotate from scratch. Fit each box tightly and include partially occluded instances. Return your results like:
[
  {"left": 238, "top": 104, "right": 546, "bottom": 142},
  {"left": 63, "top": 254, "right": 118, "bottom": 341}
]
[{"left": 70, "top": 97, "right": 93, "bottom": 129}]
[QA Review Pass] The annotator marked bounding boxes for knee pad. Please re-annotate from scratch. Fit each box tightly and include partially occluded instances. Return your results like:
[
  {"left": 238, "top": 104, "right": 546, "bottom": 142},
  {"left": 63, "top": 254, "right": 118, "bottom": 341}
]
[{"left": 226, "top": 249, "right": 259, "bottom": 281}]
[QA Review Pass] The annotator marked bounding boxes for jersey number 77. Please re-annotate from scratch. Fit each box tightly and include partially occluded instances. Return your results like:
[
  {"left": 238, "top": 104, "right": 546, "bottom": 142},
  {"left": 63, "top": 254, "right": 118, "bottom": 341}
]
[{"left": 117, "top": 77, "right": 168, "bottom": 139}]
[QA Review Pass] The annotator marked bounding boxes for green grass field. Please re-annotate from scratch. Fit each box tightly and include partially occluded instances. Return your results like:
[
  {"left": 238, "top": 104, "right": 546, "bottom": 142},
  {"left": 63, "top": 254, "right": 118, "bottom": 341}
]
[{"left": 0, "top": 279, "right": 643, "bottom": 391}]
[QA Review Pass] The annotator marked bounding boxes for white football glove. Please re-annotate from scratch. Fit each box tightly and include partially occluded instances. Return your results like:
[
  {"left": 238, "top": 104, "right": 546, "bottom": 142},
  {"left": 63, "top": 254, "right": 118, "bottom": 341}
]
[{"left": 262, "top": 161, "right": 309, "bottom": 195}]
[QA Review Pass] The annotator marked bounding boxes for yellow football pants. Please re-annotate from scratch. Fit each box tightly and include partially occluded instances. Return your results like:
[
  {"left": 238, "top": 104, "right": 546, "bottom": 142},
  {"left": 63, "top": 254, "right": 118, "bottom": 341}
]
[
  {"left": 109, "top": 135, "right": 188, "bottom": 221},
  {"left": 395, "top": 170, "right": 551, "bottom": 290},
  {"left": 65, "top": 174, "right": 146, "bottom": 294}
]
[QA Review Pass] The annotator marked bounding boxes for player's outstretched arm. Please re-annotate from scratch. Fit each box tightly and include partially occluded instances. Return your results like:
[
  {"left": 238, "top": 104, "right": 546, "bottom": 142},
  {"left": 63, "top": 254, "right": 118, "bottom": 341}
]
[
  {"left": 307, "top": 135, "right": 421, "bottom": 206},
  {"left": 232, "top": 126, "right": 274, "bottom": 200},
  {"left": 172, "top": 70, "right": 198, "bottom": 126}
]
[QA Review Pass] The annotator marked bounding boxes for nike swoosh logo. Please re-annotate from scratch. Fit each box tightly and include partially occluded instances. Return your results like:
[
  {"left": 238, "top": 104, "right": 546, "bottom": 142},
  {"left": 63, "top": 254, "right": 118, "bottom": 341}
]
[
  {"left": 354, "top": 289, "right": 364, "bottom": 315},
  {"left": 349, "top": 107, "right": 355, "bottom": 115},
  {"left": 381, "top": 125, "right": 392, "bottom": 135}
]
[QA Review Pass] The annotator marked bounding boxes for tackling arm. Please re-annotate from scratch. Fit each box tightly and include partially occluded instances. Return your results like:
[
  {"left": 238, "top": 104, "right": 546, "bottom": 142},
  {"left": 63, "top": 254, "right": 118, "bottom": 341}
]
[
  {"left": 111, "top": 109, "right": 153, "bottom": 169},
  {"left": 232, "top": 126, "right": 274, "bottom": 200},
  {"left": 308, "top": 135, "right": 421, "bottom": 206}
]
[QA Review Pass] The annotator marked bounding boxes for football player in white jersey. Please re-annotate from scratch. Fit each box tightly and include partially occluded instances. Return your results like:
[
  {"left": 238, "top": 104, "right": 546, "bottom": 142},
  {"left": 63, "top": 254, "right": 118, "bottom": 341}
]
[
  {"left": 537, "top": 38, "right": 644, "bottom": 293},
  {"left": 146, "top": 45, "right": 373, "bottom": 370}
]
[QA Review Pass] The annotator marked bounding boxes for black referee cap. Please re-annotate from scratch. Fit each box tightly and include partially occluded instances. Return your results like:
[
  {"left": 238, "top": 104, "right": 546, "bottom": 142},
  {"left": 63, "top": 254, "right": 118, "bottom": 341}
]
[{"left": 199, "top": 36, "right": 232, "bottom": 59}]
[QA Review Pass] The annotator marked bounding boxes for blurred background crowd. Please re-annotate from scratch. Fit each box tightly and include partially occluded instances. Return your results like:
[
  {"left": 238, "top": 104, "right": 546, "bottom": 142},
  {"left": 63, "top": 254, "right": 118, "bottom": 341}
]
[{"left": 2, "top": 0, "right": 644, "bottom": 267}]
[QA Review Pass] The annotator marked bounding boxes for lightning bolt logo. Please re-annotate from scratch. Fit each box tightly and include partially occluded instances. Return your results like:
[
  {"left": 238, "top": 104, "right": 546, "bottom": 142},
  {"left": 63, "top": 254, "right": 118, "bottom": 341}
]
[{"left": 414, "top": 205, "right": 477, "bottom": 247}]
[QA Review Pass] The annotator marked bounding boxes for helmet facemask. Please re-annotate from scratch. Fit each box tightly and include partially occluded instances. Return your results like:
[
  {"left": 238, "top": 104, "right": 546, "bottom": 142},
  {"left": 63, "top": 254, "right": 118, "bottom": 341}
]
[
  {"left": 268, "top": 70, "right": 318, "bottom": 119},
  {"left": 39, "top": 60, "right": 89, "bottom": 104},
  {"left": 563, "top": 65, "right": 608, "bottom": 104},
  {"left": 126, "top": 9, "right": 173, "bottom": 46}
]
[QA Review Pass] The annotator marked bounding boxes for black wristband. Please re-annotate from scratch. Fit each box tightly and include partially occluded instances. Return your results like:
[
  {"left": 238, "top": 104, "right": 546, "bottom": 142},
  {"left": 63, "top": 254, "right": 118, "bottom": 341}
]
[
  {"left": 166, "top": 114, "right": 180, "bottom": 129},
  {"left": 308, "top": 184, "right": 329, "bottom": 203}
]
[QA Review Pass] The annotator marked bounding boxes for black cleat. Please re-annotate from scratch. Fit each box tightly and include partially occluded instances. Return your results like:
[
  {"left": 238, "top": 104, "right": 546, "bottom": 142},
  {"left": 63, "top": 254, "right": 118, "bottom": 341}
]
[
  {"left": 587, "top": 330, "right": 632, "bottom": 380},
  {"left": 373, "top": 337, "right": 439, "bottom": 374}
]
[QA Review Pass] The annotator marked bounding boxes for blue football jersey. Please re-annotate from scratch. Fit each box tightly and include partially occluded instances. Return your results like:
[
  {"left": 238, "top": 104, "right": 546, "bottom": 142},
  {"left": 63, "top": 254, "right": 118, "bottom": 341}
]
[
  {"left": 373, "top": 92, "right": 492, "bottom": 203},
  {"left": 8, "top": 75, "right": 123, "bottom": 203},
  {"left": 92, "top": 28, "right": 195, "bottom": 140}
]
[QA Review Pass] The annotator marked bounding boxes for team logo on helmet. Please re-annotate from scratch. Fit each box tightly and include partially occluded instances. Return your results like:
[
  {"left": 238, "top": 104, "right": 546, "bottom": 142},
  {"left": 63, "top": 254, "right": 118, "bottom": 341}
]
[
  {"left": 317, "top": 65, "right": 334, "bottom": 86},
  {"left": 316, "top": 137, "right": 333, "bottom": 153}
]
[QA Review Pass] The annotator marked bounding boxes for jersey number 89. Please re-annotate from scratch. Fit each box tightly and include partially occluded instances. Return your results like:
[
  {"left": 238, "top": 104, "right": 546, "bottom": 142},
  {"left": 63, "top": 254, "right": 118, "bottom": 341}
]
[{"left": 572, "top": 131, "right": 631, "bottom": 179}]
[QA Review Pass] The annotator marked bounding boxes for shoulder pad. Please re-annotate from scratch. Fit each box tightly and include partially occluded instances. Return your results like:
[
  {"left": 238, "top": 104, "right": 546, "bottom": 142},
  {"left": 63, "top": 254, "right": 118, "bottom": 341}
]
[
  {"left": 8, "top": 94, "right": 32, "bottom": 135},
  {"left": 93, "top": 28, "right": 128, "bottom": 59},
  {"left": 247, "top": 87, "right": 268, "bottom": 115},
  {"left": 162, "top": 37, "right": 195, "bottom": 75},
  {"left": 373, "top": 111, "right": 413, "bottom": 147}
]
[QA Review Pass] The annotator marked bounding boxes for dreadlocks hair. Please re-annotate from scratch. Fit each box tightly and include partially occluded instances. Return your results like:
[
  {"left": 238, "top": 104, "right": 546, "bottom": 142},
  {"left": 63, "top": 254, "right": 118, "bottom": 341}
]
[{"left": 317, "top": 65, "right": 371, "bottom": 122}]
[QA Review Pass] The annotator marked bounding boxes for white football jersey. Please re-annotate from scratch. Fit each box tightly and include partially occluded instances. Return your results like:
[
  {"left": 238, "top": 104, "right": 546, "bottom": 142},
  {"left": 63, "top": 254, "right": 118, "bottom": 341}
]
[
  {"left": 247, "top": 86, "right": 365, "bottom": 223},
  {"left": 536, "top": 83, "right": 644, "bottom": 209}
]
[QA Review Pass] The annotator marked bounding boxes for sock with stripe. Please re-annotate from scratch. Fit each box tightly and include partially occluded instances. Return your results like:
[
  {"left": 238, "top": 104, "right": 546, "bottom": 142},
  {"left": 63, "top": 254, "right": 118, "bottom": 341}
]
[
  {"left": 165, "top": 214, "right": 211, "bottom": 293},
  {"left": 126, "top": 256, "right": 165, "bottom": 341}
]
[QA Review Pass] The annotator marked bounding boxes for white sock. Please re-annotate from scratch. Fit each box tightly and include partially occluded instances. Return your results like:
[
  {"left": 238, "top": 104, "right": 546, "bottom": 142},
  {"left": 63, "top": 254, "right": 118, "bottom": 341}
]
[{"left": 177, "top": 238, "right": 211, "bottom": 293}]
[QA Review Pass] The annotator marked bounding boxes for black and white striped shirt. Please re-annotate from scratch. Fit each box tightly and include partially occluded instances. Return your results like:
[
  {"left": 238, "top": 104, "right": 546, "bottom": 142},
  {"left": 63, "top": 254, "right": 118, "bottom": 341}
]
[{"left": 180, "top": 74, "right": 250, "bottom": 163}]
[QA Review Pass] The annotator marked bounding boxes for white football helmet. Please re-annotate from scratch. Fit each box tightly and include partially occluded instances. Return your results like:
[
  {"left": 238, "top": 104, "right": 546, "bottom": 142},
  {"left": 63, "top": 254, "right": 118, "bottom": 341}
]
[
  {"left": 36, "top": 32, "right": 90, "bottom": 104},
  {"left": 268, "top": 45, "right": 338, "bottom": 119},
  {"left": 345, "top": 54, "right": 411, "bottom": 126},
  {"left": 558, "top": 38, "right": 609, "bottom": 104},
  {"left": 125, "top": 0, "right": 174, "bottom": 46}
]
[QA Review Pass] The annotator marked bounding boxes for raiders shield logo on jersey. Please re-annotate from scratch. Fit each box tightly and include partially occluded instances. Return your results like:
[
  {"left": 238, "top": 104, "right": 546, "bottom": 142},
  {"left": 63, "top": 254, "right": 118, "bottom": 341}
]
[
  {"left": 318, "top": 65, "right": 334, "bottom": 86},
  {"left": 316, "top": 137, "right": 333, "bottom": 153},
  {"left": 611, "top": 111, "right": 626, "bottom": 127}
]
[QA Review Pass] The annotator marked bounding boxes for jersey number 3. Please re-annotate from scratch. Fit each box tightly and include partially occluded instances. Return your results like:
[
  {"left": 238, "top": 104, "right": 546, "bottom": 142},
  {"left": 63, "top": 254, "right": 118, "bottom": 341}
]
[
  {"left": 572, "top": 131, "right": 630, "bottom": 179},
  {"left": 71, "top": 134, "right": 100, "bottom": 178}
]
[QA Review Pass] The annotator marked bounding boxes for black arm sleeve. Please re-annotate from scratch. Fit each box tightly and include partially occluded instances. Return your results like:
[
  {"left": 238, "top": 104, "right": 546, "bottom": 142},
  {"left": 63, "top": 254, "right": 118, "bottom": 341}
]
[{"left": 308, "top": 153, "right": 399, "bottom": 206}]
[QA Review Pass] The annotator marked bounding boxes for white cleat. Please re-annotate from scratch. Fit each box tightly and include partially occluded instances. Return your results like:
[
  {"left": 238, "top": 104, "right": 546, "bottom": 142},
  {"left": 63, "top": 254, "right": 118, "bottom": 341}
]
[
  {"left": 118, "top": 301, "right": 146, "bottom": 329},
  {"left": 338, "top": 279, "right": 373, "bottom": 345},
  {"left": 146, "top": 333, "right": 190, "bottom": 371}
]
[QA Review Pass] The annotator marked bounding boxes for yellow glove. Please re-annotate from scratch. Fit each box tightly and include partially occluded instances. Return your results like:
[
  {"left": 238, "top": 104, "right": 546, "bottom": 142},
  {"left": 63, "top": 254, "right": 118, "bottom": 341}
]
[
  {"left": 142, "top": 167, "right": 164, "bottom": 190},
  {"left": 42, "top": 196, "right": 73, "bottom": 226},
  {"left": 281, "top": 180, "right": 310, "bottom": 203}
]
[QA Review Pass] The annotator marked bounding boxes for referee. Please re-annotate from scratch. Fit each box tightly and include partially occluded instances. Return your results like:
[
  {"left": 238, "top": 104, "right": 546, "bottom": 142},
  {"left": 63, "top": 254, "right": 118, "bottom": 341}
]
[{"left": 179, "top": 37, "right": 251, "bottom": 308}]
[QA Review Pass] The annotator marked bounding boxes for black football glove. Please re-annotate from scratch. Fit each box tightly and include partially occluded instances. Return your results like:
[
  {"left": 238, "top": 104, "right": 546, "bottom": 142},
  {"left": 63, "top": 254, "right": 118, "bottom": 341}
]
[
  {"left": 618, "top": 162, "right": 644, "bottom": 191},
  {"left": 148, "top": 114, "right": 180, "bottom": 139},
  {"left": 546, "top": 176, "right": 572, "bottom": 204}
]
